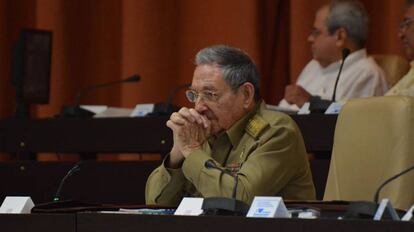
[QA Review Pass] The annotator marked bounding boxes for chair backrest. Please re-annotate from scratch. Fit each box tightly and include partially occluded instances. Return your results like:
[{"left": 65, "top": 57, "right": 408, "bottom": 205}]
[
  {"left": 372, "top": 54, "right": 409, "bottom": 88},
  {"left": 323, "top": 96, "right": 414, "bottom": 210}
]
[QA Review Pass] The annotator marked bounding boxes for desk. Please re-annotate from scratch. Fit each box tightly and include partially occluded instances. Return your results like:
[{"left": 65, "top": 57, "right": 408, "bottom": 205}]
[
  {"left": 0, "top": 213, "right": 75, "bottom": 232},
  {"left": 76, "top": 213, "right": 414, "bottom": 232},
  {"left": 0, "top": 114, "right": 336, "bottom": 154},
  {"left": 1, "top": 213, "right": 412, "bottom": 232}
]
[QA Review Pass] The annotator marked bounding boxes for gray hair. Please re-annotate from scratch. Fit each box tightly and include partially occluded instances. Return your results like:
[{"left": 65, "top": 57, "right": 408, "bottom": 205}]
[
  {"left": 326, "top": 0, "right": 369, "bottom": 49},
  {"left": 195, "top": 45, "right": 261, "bottom": 101},
  {"left": 405, "top": 0, "right": 414, "bottom": 8}
]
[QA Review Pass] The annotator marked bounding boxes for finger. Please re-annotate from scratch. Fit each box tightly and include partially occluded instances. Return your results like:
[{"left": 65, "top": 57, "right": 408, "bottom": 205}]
[
  {"left": 200, "top": 115, "right": 210, "bottom": 129},
  {"left": 178, "top": 107, "right": 196, "bottom": 123},
  {"left": 169, "top": 112, "right": 186, "bottom": 125},
  {"left": 189, "top": 108, "right": 204, "bottom": 124},
  {"left": 166, "top": 120, "right": 181, "bottom": 131},
  {"left": 285, "top": 92, "right": 294, "bottom": 102}
]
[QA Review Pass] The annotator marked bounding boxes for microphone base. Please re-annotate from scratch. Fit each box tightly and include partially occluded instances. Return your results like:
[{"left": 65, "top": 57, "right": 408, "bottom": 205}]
[
  {"left": 59, "top": 105, "right": 95, "bottom": 118},
  {"left": 201, "top": 197, "right": 249, "bottom": 216},
  {"left": 146, "top": 103, "right": 179, "bottom": 116},
  {"left": 344, "top": 201, "right": 378, "bottom": 219},
  {"left": 32, "top": 200, "right": 104, "bottom": 213},
  {"left": 309, "top": 96, "right": 333, "bottom": 114}
]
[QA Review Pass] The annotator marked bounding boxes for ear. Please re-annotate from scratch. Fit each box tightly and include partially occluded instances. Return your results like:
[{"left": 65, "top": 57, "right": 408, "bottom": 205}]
[
  {"left": 334, "top": 27, "right": 348, "bottom": 47},
  {"left": 239, "top": 82, "right": 255, "bottom": 108}
]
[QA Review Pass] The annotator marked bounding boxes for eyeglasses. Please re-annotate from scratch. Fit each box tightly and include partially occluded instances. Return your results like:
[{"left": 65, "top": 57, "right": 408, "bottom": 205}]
[
  {"left": 400, "top": 17, "right": 414, "bottom": 30},
  {"left": 185, "top": 89, "right": 221, "bottom": 103},
  {"left": 309, "top": 28, "right": 323, "bottom": 38},
  {"left": 185, "top": 82, "right": 248, "bottom": 103}
]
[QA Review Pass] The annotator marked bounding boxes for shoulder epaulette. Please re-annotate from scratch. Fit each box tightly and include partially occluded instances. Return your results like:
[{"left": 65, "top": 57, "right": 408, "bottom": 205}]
[{"left": 245, "top": 115, "right": 268, "bottom": 139}]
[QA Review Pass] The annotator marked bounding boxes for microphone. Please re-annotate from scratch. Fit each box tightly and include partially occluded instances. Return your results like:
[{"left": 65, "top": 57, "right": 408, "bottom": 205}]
[
  {"left": 202, "top": 160, "right": 249, "bottom": 216},
  {"left": 59, "top": 74, "right": 140, "bottom": 118},
  {"left": 74, "top": 74, "right": 140, "bottom": 107},
  {"left": 374, "top": 164, "right": 414, "bottom": 204},
  {"left": 344, "top": 164, "right": 414, "bottom": 219},
  {"left": 164, "top": 83, "right": 191, "bottom": 114},
  {"left": 205, "top": 160, "right": 239, "bottom": 199},
  {"left": 53, "top": 161, "right": 82, "bottom": 202},
  {"left": 309, "top": 48, "right": 350, "bottom": 113},
  {"left": 148, "top": 83, "right": 191, "bottom": 116},
  {"left": 332, "top": 48, "right": 351, "bottom": 102}
]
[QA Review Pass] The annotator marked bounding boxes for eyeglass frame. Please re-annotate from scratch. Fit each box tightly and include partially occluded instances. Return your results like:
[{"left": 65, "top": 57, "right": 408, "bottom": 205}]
[
  {"left": 309, "top": 26, "right": 341, "bottom": 38},
  {"left": 185, "top": 81, "right": 249, "bottom": 103},
  {"left": 309, "top": 28, "right": 323, "bottom": 38},
  {"left": 400, "top": 17, "right": 414, "bottom": 30}
]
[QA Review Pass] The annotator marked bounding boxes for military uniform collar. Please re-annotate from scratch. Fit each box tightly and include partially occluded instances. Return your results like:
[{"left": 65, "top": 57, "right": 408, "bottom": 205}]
[{"left": 225, "top": 100, "right": 263, "bottom": 147}]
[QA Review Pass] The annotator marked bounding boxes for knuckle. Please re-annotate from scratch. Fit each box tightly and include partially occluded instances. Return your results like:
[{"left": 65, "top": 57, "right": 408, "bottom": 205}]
[{"left": 179, "top": 107, "right": 188, "bottom": 113}]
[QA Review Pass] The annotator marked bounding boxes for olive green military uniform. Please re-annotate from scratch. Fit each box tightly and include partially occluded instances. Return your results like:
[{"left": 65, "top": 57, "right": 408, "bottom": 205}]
[{"left": 145, "top": 101, "right": 315, "bottom": 206}]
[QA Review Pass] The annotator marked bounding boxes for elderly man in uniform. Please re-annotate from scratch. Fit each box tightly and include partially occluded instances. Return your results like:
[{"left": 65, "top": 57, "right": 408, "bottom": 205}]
[{"left": 145, "top": 45, "right": 315, "bottom": 206}]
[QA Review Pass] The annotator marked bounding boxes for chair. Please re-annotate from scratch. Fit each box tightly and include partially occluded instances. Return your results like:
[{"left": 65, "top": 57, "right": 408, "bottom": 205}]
[
  {"left": 323, "top": 96, "right": 414, "bottom": 210},
  {"left": 372, "top": 54, "right": 410, "bottom": 88}
]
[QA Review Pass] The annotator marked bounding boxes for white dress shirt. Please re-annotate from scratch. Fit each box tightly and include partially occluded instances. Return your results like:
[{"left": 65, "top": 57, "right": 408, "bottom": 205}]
[{"left": 279, "top": 49, "right": 388, "bottom": 110}]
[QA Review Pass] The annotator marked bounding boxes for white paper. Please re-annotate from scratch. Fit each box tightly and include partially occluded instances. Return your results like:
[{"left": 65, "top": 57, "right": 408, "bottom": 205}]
[
  {"left": 298, "top": 102, "right": 310, "bottom": 115},
  {"left": 93, "top": 107, "right": 133, "bottom": 118},
  {"left": 266, "top": 104, "right": 298, "bottom": 114},
  {"left": 80, "top": 105, "right": 108, "bottom": 114}
]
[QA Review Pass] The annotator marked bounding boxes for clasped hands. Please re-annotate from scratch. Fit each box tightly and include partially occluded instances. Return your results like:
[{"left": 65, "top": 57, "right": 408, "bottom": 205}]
[
  {"left": 284, "top": 84, "right": 311, "bottom": 107},
  {"left": 166, "top": 107, "right": 211, "bottom": 168}
]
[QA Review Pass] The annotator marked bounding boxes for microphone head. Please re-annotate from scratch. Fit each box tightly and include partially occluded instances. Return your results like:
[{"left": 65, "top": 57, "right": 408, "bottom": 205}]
[
  {"left": 125, "top": 74, "right": 141, "bottom": 82},
  {"left": 342, "top": 48, "right": 351, "bottom": 59}
]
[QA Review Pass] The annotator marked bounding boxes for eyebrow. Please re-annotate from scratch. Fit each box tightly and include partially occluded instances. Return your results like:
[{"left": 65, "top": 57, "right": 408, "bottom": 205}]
[{"left": 189, "top": 85, "right": 217, "bottom": 91}]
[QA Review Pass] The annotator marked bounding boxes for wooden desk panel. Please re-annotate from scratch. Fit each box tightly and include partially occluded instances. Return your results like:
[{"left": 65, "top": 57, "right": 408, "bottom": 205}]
[
  {"left": 0, "top": 115, "right": 336, "bottom": 154},
  {"left": 0, "top": 213, "right": 412, "bottom": 232},
  {"left": 76, "top": 213, "right": 414, "bottom": 232},
  {"left": 0, "top": 214, "right": 75, "bottom": 232},
  {"left": 0, "top": 161, "right": 160, "bottom": 205},
  {"left": 0, "top": 117, "right": 172, "bottom": 153}
]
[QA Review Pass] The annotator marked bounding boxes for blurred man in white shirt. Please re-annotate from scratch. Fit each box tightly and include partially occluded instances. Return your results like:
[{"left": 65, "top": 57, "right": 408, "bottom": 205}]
[{"left": 279, "top": 0, "right": 387, "bottom": 111}]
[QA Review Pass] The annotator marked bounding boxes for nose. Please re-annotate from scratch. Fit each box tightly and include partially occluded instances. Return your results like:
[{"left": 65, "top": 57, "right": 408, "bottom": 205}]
[
  {"left": 399, "top": 27, "right": 406, "bottom": 40},
  {"left": 308, "top": 34, "right": 314, "bottom": 43},
  {"left": 194, "top": 98, "right": 208, "bottom": 113}
]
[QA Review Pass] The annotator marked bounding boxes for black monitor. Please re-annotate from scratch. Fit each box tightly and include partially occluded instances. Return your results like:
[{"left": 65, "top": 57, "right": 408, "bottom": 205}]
[{"left": 12, "top": 29, "right": 53, "bottom": 118}]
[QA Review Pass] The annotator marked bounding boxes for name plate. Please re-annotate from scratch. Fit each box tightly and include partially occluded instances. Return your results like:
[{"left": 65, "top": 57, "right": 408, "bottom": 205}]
[
  {"left": 373, "top": 198, "right": 400, "bottom": 221},
  {"left": 0, "top": 196, "right": 34, "bottom": 214},
  {"left": 402, "top": 204, "right": 414, "bottom": 221},
  {"left": 246, "top": 196, "right": 291, "bottom": 218},
  {"left": 174, "top": 197, "right": 204, "bottom": 216},
  {"left": 325, "top": 102, "right": 344, "bottom": 114},
  {"left": 131, "top": 104, "right": 155, "bottom": 117}
]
